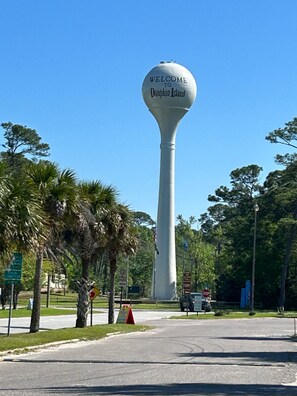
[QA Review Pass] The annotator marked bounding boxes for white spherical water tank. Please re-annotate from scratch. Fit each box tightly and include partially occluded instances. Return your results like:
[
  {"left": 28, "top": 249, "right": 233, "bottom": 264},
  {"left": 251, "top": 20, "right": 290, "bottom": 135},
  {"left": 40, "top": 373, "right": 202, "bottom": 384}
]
[
  {"left": 142, "top": 61, "right": 197, "bottom": 112},
  {"left": 142, "top": 62, "right": 197, "bottom": 300}
]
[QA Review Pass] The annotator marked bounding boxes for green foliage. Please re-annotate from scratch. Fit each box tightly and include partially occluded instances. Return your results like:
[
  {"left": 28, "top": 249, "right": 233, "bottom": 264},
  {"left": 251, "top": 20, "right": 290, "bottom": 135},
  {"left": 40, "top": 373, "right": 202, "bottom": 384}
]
[
  {"left": 125, "top": 222, "right": 155, "bottom": 297},
  {"left": 21, "top": 254, "right": 38, "bottom": 290},
  {"left": 1, "top": 116, "right": 297, "bottom": 332},
  {"left": 266, "top": 117, "right": 297, "bottom": 164},
  {"left": 214, "top": 310, "right": 224, "bottom": 316},
  {"left": 176, "top": 215, "right": 216, "bottom": 294},
  {"left": 1, "top": 122, "right": 50, "bottom": 169},
  {"left": 133, "top": 211, "right": 155, "bottom": 227}
]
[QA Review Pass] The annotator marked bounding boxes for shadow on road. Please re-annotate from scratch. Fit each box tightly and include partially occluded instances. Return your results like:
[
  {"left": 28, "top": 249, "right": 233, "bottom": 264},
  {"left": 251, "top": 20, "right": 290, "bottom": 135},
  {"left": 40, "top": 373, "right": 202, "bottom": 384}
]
[
  {"left": 13, "top": 383, "right": 296, "bottom": 395},
  {"left": 218, "top": 336, "right": 294, "bottom": 342},
  {"left": 177, "top": 350, "right": 297, "bottom": 364},
  {"left": 3, "top": 346, "right": 297, "bottom": 366}
]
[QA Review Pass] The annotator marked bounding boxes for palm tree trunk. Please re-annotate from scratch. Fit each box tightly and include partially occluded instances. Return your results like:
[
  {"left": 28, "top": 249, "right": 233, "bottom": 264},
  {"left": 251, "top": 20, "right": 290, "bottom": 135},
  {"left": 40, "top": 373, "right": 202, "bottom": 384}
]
[
  {"left": 76, "top": 257, "right": 90, "bottom": 328},
  {"left": 1, "top": 287, "right": 8, "bottom": 310},
  {"left": 102, "top": 258, "right": 108, "bottom": 295},
  {"left": 13, "top": 285, "right": 20, "bottom": 309},
  {"left": 108, "top": 252, "right": 117, "bottom": 324},
  {"left": 30, "top": 247, "right": 43, "bottom": 333}
]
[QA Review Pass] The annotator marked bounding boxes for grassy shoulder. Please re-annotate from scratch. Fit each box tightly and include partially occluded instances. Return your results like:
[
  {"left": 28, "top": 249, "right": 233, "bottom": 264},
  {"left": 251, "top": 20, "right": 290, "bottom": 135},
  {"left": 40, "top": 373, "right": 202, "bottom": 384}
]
[
  {"left": 15, "top": 292, "right": 180, "bottom": 311},
  {"left": 0, "top": 307, "right": 77, "bottom": 319},
  {"left": 171, "top": 311, "right": 297, "bottom": 319},
  {"left": 0, "top": 324, "right": 151, "bottom": 354}
]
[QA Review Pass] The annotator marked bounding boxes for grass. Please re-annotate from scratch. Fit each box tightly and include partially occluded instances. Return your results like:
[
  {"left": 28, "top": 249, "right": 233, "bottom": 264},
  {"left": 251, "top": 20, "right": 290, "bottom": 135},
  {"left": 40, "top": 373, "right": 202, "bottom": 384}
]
[
  {"left": 171, "top": 311, "right": 297, "bottom": 319},
  {"left": 0, "top": 307, "right": 77, "bottom": 319},
  {"left": 0, "top": 324, "right": 151, "bottom": 354},
  {"left": 128, "top": 302, "right": 179, "bottom": 310},
  {"left": 1, "top": 292, "right": 295, "bottom": 353},
  {"left": 15, "top": 292, "right": 179, "bottom": 309},
  {"left": 1, "top": 311, "right": 295, "bottom": 355},
  {"left": 1, "top": 301, "right": 296, "bottom": 354}
]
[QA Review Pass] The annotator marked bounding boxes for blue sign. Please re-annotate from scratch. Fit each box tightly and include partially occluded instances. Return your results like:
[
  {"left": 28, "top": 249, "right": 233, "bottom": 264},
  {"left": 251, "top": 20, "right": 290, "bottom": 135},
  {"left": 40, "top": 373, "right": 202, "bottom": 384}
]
[
  {"left": 240, "top": 288, "right": 246, "bottom": 308},
  {"left": 245, "top": 280, "right": 251, "bottom": 308}
]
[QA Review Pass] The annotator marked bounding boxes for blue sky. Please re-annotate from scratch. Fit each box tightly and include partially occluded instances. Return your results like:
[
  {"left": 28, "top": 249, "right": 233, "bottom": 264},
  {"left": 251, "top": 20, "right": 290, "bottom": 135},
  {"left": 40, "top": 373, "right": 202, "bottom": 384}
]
[{"left": 1, "top": 1, "right": 296, "bottom": 222}]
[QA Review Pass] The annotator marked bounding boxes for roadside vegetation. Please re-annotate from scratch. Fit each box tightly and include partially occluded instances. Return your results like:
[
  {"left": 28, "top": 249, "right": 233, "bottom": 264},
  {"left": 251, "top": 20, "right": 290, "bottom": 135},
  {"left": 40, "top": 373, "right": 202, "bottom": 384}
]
[
  {"left": 171, "top": 311, "right": 297, "bottom": 320},
  {"left": 1, "top": 118, "right": 297, "bottom": 338}
]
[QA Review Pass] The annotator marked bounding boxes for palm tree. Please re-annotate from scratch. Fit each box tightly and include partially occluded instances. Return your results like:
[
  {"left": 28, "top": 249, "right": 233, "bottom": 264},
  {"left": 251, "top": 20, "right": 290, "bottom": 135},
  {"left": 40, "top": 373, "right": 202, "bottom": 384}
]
[
  {"left": 102, "top": 203, "right": 138, "bottom": 324},
  {"left": 0, "top": 163, "right": 44, "bottom": 308},
  {"left": 74, "top": 181, "right": 117, "bottom": 328},
  {"left": 0, "top": 162, "right": 46, "bottom": 310},
  {"left": 27, "top": 162, "right": 78, "bottom": 332}
]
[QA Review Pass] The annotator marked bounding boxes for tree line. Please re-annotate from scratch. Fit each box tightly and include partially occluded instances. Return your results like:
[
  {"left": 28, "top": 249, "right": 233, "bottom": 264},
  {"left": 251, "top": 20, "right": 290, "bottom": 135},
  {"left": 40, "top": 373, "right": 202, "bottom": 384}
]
[
  {"left": 198, "top": 117, "right": 297, "bottom": 310},
  {"left": 0, "top": 122, "right": 141, "bottom": 331},
  {"left": 0, "top": 117, "right": 296, "bottom": 332}
]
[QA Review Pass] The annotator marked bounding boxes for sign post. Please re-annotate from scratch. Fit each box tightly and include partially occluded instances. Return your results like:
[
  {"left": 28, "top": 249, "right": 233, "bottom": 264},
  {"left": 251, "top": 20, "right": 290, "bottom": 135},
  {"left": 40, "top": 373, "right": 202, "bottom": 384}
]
[
  {"left": 7, "top": 283, "right": 14, "bottom": 337},
  {"left": 119, "top": 268, "right": 128, "bottom": 308},
  {"left": 89, "top": 286, "right": 100, "bottom": 326},
  {"left": 202, "top": 288, "right": 210, "bottom": 314},
  {"left": 183, "top": 272, "right": 192, "bottom": 316}
]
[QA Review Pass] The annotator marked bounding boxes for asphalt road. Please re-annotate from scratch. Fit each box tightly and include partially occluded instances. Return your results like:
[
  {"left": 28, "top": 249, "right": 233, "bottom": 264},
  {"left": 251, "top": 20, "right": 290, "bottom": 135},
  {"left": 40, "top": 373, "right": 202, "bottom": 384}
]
[{"left": 0, "top": 315, "right": 296, "bottom": 395}]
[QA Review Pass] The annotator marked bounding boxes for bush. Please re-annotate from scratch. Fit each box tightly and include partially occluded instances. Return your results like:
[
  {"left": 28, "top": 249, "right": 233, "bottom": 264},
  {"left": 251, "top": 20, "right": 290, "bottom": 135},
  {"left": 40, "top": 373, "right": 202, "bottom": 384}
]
[
  {"left": 214, "top": 310, "right": 224, "bottom": 316},
  {"left": 249, "top": 311, "right": 256, "bottom": 316}
]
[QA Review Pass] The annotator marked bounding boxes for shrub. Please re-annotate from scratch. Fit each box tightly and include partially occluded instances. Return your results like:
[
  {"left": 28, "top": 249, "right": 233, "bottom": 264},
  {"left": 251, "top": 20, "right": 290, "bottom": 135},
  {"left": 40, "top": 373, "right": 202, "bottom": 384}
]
[{"left": 214, "top": 310, "right": 224, "bottom": 316}]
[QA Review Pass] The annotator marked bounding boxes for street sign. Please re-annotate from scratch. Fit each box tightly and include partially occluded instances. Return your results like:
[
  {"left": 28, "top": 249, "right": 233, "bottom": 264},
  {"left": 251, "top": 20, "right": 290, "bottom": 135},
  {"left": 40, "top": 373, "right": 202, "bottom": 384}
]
[
  {"left": 4, "top": 279, "right": 21, "bottom": 285},
  {"left": 128, "top": 285, "right": 141, "bottom": 294},
  {"left": 4, "top": 269, "right": 21, "bottom": 281},
  {"left": 193, "top": 293, "right": 202, "bottom": 311},
  {"left": 119, "top": 268, "right": 127, "bottom": 287},
  {"left": 202, "top": 288, "right": 210, "bottom": 298},
  {"left": 11, "top": 252, "right": 23, "bottom": 271},
  {"left": 183, "top": 272, "right": 192, "bottom": 294},
  {"left": 89, "top": 286, "right": 100, "bottom": 301},
  {"left": 4, "top": 253, "right": 23, "bottom": 284}
]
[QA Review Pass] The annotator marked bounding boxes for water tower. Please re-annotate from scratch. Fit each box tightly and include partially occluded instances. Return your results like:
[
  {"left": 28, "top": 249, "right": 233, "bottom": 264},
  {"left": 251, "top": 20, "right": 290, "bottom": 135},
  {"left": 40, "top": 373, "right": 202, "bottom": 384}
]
[{"left": 142, "top": 61, "right": 197, "bottom": 300}]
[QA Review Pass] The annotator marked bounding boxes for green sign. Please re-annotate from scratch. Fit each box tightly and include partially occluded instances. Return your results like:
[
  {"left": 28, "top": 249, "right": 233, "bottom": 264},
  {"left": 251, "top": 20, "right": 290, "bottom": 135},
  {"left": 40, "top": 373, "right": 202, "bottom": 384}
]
[
  {"left": 3, "top": 253, "right": 23, "bottom": 285},
  {"left": 4, "top": 279, "right": 21, "bottom": 285},
  {"left": 128, "top": 285, "right": 141, "bottom": 294},
  {"left": 11, "top": 252, "right": 23, "bottom": 271},
  {"left": 4, "top": 269, "right": 21, "bottom": 280}
]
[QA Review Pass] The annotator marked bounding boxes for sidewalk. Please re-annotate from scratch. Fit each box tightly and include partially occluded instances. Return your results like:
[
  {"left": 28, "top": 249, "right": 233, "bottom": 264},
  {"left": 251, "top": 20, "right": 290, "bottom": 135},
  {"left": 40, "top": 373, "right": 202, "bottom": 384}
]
[{"left": 0, "top": 309, "right": 185, "bottom": 335}]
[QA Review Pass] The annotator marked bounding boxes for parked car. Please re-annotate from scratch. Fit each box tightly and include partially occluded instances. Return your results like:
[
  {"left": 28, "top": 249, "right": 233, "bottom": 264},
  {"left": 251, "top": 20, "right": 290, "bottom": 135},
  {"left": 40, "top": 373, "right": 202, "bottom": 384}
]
[{"left": 179, "top": 292, "right": 211, "bottom": 312}]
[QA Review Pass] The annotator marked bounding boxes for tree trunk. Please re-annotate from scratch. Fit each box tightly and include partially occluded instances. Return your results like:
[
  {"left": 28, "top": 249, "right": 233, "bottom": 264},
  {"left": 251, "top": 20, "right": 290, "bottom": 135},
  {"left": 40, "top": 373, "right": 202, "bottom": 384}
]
[
  {"left": 13, "top": 285, "right": 20, "bottom": 309},
  {"left": 102, "top": 257, "right": 108, "bottom": 295},
  {"left": 1, "top": 287, "right": 8, "bottom": 310},
  {"left": 30, "top": 247, "right": 43, "bottom": 333},
  {"left": 108, "top": 253, "right": 117, "bottom": 324},
  {"left": 279, "top": 207, "right": 297, "bottom": 311},
  {"left": 75, "top": 277, "right": 89, "bottom": 328},
  {"left": 75, "top": 257, "right": 90, "bottom": 328}
]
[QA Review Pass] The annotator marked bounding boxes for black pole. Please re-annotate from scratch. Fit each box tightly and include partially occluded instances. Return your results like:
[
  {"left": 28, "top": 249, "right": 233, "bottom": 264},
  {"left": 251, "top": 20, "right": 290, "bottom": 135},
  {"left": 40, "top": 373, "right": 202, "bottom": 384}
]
[
  {"left": 250, "top": 204, "right": 259, "bottom": 313},
  {"left": 90, "top": 299, "right": 93, "bottom": 326},
  {"left": 7, "top": 283, "right": 14, "bottom": 337}
]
